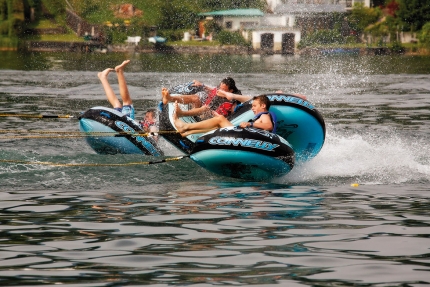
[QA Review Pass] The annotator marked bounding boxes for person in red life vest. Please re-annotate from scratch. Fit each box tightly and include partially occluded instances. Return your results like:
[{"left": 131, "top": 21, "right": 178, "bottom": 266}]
[
  {"left": 161, "top": 77, "right": 242, "bottom": 118},
  {"left": 140, "top": 108, "right": 159, "bottom": 140},
  {"left": 173, "top": 95, "right": 275, "bottom": 137}
]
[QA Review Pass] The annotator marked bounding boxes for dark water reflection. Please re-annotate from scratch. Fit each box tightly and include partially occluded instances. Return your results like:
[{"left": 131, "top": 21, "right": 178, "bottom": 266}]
[
  {"left": 0, "top": 182, "right": 430, "bottom": 286},
  {"left": 1, "top": 183, "right": 429, "bottom": 286},
  {"left": 0, "top": 52, "right": 430, "bottom": 286},
  {"left": 2, "top": 51, "right": 430, "bottom": 74}
]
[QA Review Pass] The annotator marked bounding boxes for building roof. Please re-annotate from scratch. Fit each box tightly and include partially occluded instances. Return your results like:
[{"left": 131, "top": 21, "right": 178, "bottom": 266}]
[
  {"left": 274, "top": 4, "right": 346, "bottom": 14},
  {"left": 198, "top": 9, "right": 264, "bottom": 17}
]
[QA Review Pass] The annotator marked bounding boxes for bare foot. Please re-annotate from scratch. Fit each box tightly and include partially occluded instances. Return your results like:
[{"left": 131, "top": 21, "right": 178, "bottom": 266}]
[
  {"left": 192, "top": 80, "right": 203, "bottom": 87},
  {"left": 173, "top": 101, "right": 187, "bottom": 133},
  {"left": 115, "top": 60, "right": 130, "bottom": 73},
  {"left": 161, "top": 87, "right": 170, "bottom": 105},
  {"left": 97, "top": 68, "right": 114, "bottom": 80}
]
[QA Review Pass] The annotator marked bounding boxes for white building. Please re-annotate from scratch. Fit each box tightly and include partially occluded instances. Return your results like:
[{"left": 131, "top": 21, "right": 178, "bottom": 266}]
[
  {"left": 198, "top": 0, "right": 378, "bottom": 54},
  {"left": 266, "top": 0, "right": 372, "bottom": 12}
]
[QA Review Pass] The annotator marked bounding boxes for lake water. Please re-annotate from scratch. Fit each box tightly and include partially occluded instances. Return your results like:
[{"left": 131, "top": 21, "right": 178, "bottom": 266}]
[{"left": 0, "top": 51, "right": 430, "bottom": 286}]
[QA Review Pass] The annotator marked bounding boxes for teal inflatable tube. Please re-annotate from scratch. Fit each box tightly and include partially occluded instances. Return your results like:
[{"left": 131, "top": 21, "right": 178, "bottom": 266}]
[
  {"left": 229, "top": 93, "right": 325, "bottom": 162},
  {"left": 79, "top": 107, "right": 163, "bottom": 156}
]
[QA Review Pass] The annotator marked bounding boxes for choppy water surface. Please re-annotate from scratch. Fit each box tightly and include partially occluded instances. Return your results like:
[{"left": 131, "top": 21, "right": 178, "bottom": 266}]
[{"left": 0, "top": 51, "right": 430, "bottom": 286}]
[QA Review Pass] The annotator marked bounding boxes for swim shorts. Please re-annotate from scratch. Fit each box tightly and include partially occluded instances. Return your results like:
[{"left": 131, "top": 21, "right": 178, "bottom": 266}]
[{"left": 114, "top": 105, "right": 135, "bottom": 120}]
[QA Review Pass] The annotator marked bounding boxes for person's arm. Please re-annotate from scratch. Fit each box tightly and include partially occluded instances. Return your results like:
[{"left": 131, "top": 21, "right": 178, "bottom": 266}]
[
  {"left": 239, "top": 114, "right": 273, "bottom": 131},
  {"left": 217, "top": 90, "right": 252, "bottom": 103},
  {"left": 193, "top": 80, "right": 213, "bottom": 92}
]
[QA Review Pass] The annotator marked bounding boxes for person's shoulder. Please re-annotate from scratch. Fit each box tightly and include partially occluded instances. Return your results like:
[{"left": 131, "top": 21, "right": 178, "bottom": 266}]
[
  {"left": 260, "top": 112, "right": 271, "bottom": 118},
  {"left": 255, "top": 112, "right": 270, "bottom": 122}
]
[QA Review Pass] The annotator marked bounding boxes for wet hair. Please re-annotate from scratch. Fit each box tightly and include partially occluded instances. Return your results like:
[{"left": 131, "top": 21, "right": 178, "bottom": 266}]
[
  {"left": 253, "top": 95, "right": 271, "bottom": 110},
  {"left": 145, "top": 108, "right": 156, "bottom": 119},
  {"left": 221, "top": 77, "right": 242, "bottom": 95}
]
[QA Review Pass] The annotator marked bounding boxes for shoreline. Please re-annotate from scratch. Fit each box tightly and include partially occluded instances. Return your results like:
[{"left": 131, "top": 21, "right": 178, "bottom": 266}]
[{"left": 2, "top": 40, "right": 429, "bottom": 56}]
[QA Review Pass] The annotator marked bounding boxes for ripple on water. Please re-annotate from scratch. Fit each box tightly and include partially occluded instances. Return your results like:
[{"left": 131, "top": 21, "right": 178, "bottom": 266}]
[{"left": 0, "top": 55, "right": 430, "bottom": 286}]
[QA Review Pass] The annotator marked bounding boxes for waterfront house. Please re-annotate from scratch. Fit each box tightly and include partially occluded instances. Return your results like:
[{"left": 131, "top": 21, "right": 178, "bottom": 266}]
[{"left": 197, "top": 0, "right": 386, "bottom": 54}]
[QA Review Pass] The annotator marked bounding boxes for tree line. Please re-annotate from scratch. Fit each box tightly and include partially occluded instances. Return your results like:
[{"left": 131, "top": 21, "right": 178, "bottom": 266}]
[{"left": 1, "top": 0, "right": 430, "bottom": 48}]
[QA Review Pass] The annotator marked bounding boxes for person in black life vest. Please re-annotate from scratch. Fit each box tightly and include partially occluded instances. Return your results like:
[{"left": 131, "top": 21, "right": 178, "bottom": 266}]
[
  {"left": 161, "top": 77, "right": 241, "bottom": 118},
  {"left": 173, "top": 94, "right": 275, "bottom": 137}
]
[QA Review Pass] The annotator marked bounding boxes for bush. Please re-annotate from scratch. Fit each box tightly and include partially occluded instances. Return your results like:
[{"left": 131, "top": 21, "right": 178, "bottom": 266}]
[
  {"left": 103, "top": 26, "right": 127, "bottom": 45},
  {"left": 11, "top": 18, "right": 24, "bottom": 36},
  {"left": 204, "top": 20, "right": 222, "bottom": 34},
  {"left": 0, "top": 18, "right": 25, "bottom": 37},
  {"left": 390, "top": 41, "right": 405, "bottom": 53},
  {"left": 0, "top": 35, "right": 19, "bottom": 48},
  {"left": 299, "top": 29, "right": 345, "bottom": 47},
  {"left": 158, "top": 29, "right": 185, "bottom": 42},
  {"left": 0, "top": 21, "right": 9, "bottom": 35},
  {"left": 215, "top": 30, "right": 249, "bottom": 46},
  {"left": 419, "top": 22, "right": 430, "bottom": 48}
]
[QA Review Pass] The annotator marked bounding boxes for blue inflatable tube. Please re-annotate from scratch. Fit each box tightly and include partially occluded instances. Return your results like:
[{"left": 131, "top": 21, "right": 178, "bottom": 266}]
[
  {"left": 190, "top": 126, "right": 295, "bottom": 181},
  {"left": 159, "top": 93, "right": 325, "bottom": 163},
  {"left": 230, "top": 93, "right": 325, "bottom": 162},
  {"left": 77, "top": 90, "right": 325, "bottom": 181},
  {"left": 79, "top": 107, "right": 163, "bottom": 156}
]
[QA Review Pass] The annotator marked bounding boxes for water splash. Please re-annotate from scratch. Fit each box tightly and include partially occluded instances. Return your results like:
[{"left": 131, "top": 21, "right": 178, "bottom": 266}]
[{"left": 285, "top": 128, "right": 430, "bottom": 185}]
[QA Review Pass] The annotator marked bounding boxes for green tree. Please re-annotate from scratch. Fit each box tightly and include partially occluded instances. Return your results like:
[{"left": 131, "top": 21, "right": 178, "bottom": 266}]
[
  {"left": 396, "top": 0, "right": 430, "bottom": 31},
  {"left": 158, "top": 0, "right": 199, "bottom": 30},
  {"left": 7, "top": 0, "right": 13, "bottom": 36},
  {"left": 200, "top": 0, "right": 266, "bottom": 10},
  {"left": 419, "top": 22, "right": 430, "bottom": 48},
  {"left": 1, "top": 0, "right": 7, "bottom": 21},
  {"left": 348, "top": 3, "right": 382, "bottom": 34}
]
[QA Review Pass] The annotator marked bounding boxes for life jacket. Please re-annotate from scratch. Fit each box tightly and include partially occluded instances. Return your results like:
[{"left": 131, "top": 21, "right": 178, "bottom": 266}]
[
  {"left": 204, "top": 88, "right": 234, "bottom": 117},
  {"left": 249, "top": 111, "right": 277, "bottom": 133},
  {"left": 204, "top": 88, "right": 218, "bottom": 106},
  {"left": 215, "top": 102, "right": 234, "bottom": 116},
  {"left": 140, "top": 119, "right": 157, "bottom": 131}
]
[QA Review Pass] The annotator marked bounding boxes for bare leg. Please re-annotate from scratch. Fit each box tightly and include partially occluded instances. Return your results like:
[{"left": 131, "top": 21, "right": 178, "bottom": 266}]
[
  {"left": 115, "top": 60, "right": 132, "bottom": 106},
  {"left": 162, "top": 88, "right": 201, "bottom": 106},
  {"left": 173, "top": 102, "right": 232, "bottom": 136},
  {"left": 176, "top": 105, "right": 210, "bottom": 117},
  {"left": 98, "top": 68, "right": 121, "bottom": 108}
]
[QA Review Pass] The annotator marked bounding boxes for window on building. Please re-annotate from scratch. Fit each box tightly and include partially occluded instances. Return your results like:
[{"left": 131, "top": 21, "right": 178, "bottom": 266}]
[
  {"left": 225, "top": 21, "right": 233, "bottom": 29},
  {"left": 240, "top": 22, "right": 258, "bottom": 29}
]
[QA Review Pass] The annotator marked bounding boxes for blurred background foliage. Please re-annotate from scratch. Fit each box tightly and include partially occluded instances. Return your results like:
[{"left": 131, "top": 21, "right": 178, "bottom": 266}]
[{"left": 1, "top": 0, "right": 430, "bottom": 49}]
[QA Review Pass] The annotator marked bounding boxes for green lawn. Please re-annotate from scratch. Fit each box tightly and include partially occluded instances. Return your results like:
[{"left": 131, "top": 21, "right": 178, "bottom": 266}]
[
  {"left": 169, "top": 40, "right": 221, "bottom": 47},
  {"left": 26, "top": 19, "right": 61, "bottom": 29},
  {"left": 24, "top": 33, "right": 84, "bottom": 42}
]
